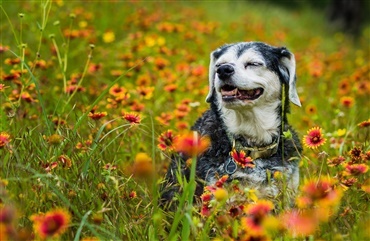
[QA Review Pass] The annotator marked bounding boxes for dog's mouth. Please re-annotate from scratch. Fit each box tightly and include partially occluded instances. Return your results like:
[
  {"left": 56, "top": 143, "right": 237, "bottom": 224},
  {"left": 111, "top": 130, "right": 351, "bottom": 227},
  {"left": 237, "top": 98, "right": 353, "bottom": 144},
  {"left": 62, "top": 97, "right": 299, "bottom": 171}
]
[{"left": 220, "top": 85, "right": 264, "bottom": 101}]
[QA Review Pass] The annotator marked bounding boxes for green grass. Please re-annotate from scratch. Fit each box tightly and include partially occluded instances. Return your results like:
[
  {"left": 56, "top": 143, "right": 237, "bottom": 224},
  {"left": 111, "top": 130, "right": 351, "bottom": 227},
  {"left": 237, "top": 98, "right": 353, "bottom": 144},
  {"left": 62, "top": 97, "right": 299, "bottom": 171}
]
[{"left": 0, "top": 1, "right": 369, "bottom": 240}]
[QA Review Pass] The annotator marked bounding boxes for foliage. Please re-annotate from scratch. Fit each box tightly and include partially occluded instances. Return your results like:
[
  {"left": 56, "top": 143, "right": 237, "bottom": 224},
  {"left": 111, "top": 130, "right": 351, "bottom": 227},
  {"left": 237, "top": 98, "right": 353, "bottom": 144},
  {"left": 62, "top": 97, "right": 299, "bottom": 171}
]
[{"left": 0, "top": 1, "right": 369, "bottom": 240}]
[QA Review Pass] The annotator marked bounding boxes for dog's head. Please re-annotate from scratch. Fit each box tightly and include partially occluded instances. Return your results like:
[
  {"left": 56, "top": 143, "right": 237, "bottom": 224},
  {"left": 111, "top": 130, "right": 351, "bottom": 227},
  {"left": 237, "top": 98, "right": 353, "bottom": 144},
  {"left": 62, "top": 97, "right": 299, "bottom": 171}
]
[{"left": 206, "top": 42, "right": 301, "bottom": 109}]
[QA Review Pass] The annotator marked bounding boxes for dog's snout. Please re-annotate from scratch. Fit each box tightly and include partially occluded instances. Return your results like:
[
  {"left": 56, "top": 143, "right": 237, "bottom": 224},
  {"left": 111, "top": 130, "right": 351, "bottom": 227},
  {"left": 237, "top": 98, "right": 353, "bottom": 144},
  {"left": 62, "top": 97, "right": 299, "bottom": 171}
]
[{"left": 217, "top": 64, "right": 234, "bottom": 79}]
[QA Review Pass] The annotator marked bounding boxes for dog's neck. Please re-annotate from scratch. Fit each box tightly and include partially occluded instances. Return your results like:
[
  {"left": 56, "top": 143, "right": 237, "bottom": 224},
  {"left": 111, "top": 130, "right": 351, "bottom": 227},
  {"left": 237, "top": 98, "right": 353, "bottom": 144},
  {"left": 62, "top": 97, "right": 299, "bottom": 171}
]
[{"left": 219, "top": 102, "right": 281, "bottom": 146}]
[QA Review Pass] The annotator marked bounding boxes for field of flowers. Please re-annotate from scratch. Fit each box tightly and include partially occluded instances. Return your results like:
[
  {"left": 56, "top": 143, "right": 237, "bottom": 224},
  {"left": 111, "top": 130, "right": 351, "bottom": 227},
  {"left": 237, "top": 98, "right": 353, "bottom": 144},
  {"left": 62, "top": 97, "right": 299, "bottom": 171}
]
[{"left": 0, "top": 1, "right": 369, "bottom": 240}]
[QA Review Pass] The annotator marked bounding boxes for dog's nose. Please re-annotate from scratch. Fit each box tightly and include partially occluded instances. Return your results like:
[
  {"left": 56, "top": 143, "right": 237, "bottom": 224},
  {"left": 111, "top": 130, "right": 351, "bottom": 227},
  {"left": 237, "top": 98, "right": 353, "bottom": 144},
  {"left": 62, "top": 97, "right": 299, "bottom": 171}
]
[{"left": 217, "top": 64, "right": 234, "bottom": 79}]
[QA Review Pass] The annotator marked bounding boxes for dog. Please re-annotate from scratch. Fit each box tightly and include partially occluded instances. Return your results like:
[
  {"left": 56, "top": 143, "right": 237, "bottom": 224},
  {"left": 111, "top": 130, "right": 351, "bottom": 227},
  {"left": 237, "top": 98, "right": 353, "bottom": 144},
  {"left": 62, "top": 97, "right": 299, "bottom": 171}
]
[{"left": 161, "top": 42, "right": 302, "bottom": 206}]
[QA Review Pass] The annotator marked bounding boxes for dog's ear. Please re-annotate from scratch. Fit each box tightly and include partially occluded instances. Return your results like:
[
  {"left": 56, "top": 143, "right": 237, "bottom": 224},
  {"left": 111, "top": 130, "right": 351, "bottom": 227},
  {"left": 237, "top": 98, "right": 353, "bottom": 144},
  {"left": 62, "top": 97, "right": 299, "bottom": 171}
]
[
  {"left": 206, "top": 50, "right": 217, "bottom": 103},
  {"left": 279, "top": 48, "right": 301, "bottom": 107}
]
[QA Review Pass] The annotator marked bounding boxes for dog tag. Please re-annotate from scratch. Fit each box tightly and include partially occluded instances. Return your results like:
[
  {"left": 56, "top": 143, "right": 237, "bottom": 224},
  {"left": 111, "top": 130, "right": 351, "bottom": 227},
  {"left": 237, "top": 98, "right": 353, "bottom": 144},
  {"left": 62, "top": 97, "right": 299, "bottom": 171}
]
[{"left": 225, "top": 157, "right": 237, "bottom": 175}]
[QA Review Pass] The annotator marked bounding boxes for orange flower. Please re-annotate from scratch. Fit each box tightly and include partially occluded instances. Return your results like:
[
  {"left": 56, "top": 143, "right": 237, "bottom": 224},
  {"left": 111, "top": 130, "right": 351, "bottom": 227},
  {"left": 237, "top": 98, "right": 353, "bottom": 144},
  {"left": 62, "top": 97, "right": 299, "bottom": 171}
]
[
  {"left": 136, "top": 86, "right": 154, "bottom": 99},
  {"left": 123, "top": 112, "right": 141, "bottom": 124},
  {"left": 230, "top": 149, "right": 254, "bottom": 168},
  {"left": 340, "top": 96, "right": 355, "bottom": 108},
  {"left": 157, "top": 130, "right": 177, "bottom": 152},
  {"left": 357, "top": 119, "right": 370, "bottom": 128},
  {"left": 109, "top": 84, "right": 128, "bottom": 97},
  {"left": 242, "top": 200, "right": 274, "bottom": 234},
  {"left": 327, "top": 156, "right": 346, "bottom": 167},
  {"left": 0, "top": 132, "right": 11, "bottom": 148},
  {"left": 280, "top": 210, "right": 318, "bottom": 237},
  {"left": 88, "top": 111, "right": 107, "bottom": 120},
  {"left": 297, "top": 178, "right": 342, "bottom": 208},
  {"left": 302, "top": 127, "right": 326, "bottom": 149},
  {"left": 343, "top": 163, "right": 368, "bottom": 176},
  {"left": 132, "top": 152, "right": 153, "bottom": 177},
  {"left": 173, "top": 131, "right": 210, "bottom": 157},
  {"left": 215, "top": 175, "right": 229, "bottom": 188},
  {"left": 31, "top": 208, "right": 71, "bottom": 239}
]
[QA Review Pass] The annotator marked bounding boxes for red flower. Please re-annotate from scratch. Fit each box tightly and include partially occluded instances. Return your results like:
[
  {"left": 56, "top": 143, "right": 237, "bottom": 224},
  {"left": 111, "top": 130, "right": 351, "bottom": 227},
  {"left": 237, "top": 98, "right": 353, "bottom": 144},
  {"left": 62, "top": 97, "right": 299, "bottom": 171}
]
[
  {"left": 302, "top": 127, "right": 326, "bottom": 149},
  {"left": 173, "top": 131, "right": 210, "bottom": 157},
  {"left": 297, "top": 178, "right": 342, "bottom": 208},
  {"left": 280, "top": 210, "right": 318, "bottom": 237},
  {"left": 88, "top": 111, "right": 107, "bottom": 120},
  {"left": 357, "top": 119, "right": 370, "bottom": 128},
  {"left": 31, "top": 208, "right": 71, "bottom": 239},
  {"left": 343, "top": 163, "right": 368, "bottom": 176},
  {"left": 230, "top": 149, "right": 254, "bottom": 168},
  {"left": 123, "top": 112, "right": 141, "bottom": 124},
  {"left": 0, "top": 132, "right": 11, "bottom": 148},
  {"left": 157, "top": 130, "right": 177, "bottom": 152},
  {"left": 215, "top": 175, "right": 229, "bottom": 188}
]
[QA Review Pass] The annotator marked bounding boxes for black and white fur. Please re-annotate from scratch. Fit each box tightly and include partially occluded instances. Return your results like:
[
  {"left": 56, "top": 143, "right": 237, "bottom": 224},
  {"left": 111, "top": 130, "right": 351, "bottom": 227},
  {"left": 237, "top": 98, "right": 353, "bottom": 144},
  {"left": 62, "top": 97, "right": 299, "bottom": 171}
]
[{"left": 161, "top": 42, "right": 302, "bottom": 205}]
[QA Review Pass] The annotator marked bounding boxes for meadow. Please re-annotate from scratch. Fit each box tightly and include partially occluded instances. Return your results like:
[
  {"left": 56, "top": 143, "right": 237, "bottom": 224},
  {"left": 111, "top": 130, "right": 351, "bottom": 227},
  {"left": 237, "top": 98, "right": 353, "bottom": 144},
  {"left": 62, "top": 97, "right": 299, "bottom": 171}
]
[{"left": 0, "top": 1, "right": 369, "bottom": 240}]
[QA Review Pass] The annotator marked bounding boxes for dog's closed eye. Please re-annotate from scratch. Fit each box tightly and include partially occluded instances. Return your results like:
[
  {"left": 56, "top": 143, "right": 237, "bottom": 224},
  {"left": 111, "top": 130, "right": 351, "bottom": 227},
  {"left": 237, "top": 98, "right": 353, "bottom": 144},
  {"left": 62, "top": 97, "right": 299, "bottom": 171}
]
[{"left": 244, "top": 62, "right": 263, "bottom": 68}]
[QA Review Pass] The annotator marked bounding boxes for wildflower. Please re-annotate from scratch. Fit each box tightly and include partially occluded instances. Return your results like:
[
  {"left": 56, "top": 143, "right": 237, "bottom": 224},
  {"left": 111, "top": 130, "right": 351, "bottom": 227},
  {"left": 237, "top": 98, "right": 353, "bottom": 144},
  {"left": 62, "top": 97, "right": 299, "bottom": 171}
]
[
  {"left": 103, "top": 163, "right": 117, "bottom": 170},
  {"left": 102, "top": 30, "right": 115, "bottom": 43},
  {"left": 129, "top": 191, "right": 137, "bottom": 199},
  {"left": 0, "top": 84, "right": 9, "bottom": 92},
  {"left": 58, "top": 155, "right": 72, "bottom": 168},
  {"left": 343, "top": 163, "right": 368, "bottom": 176},
  {"left": 156, "top": 112, "right": 173, "bottom": 126},
  {"left": 357, "top": 119, "right": 370, "bottom": 128},
  {"left": 43, "top": 161, "right": 58, "bottom": 172},
  {"left": 214, "top": 188, "right": 228, "bottom": 202},
  {"left": 327, "top": 156, "right": 346, "bottom": 167},
  {"left": 200, "top": 204, "right": 212, "bottom": 217},
  {"left": 349, "top": 146, "right": 363, "bottom": 163},
  {"left": 340, "top": 96, "right": 355, "bottom": 108},
  {"left": 47, "top": 134, "right": 63, "bottom": 145},
  {"left": 302, "top": 127, "right": 326, "bottom": 149},
  {"left": 230, "top": 149, "right": 254, "bottom": 168},
  {"left": 157, "top": 130, "right": 177, "bottom": 152},
  {"left": 88, "top": 63, "right": 102, "bottom": 73},
  {"left": 81, "top": 237, "right": 100, "bottom": 241},
  {"left": 0, "top": 205, "right": 16, "bottom": 224},
  {"left": 280, "top": 210, "right": 318, "bottom": 237},
  {"left": 229, "top": 205, "right": 245, "bottom": 217},
  {"left": 176, "top": 121, "right": 189, "bottom": 130},
  {"left": 31, "top": 208, "right": 71, "bottom": 239},
  {"left": 88, "top": 111, "right": 107, "bottom": 120},
  {"left": 242, "top": 200, "right": 274, "bottom": 234},
  {"left": 0, "top": 45, "right": 9, "bottom": 53},
  {"left": 123, "top": 112, "right": 141, "bottom": 124},
  {"left": 173, "top": 131, "right": 210, "bottom": 157},
  {"left": 91, "top": 213, "right": 103, "bottom": 225},
  {"left": 132, "top": 152, "right": 153, "bottom": 177},
  {"left": 109, "top": 84, "right": 128, "bottom": 97},
  {"left": 154, "top": 57, "right": 169, "bottom": 70},
  {"left": 338, "top": 78, "right": 351, "bottom": 95},
  {"left": 0, "top": 132, "right": 11, "bottom": 148},
  {"left": 297, "top": 178, "right": 342, "bottom": 209},
  {"left": 136, "top": 86, "right": 154, "bottom": 99},
  {"left": 215, "top": 175, "right": 229, "bottom": 188},
  {"left": 164, "top": 83, "right": 177, "bottom": 93},
  {"left": 304, "top": 104, "right": 317, "bottom": 115},
  {"left": 361, "top": 179, "right": 370, "bottom": 193},
  {"left": 335, "top": 128, "right": 346, "bottom": 137},
  {"left": 201, "top": 192, "right": 212, "bottom": 203}
]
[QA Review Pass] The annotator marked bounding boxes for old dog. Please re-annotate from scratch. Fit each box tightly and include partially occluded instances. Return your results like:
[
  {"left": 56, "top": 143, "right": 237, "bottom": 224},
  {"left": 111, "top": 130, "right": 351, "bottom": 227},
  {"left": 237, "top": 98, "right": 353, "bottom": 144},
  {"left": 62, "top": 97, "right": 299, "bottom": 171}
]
[{"left": 161, "top": 42, "right": 302, "bottom": 206}]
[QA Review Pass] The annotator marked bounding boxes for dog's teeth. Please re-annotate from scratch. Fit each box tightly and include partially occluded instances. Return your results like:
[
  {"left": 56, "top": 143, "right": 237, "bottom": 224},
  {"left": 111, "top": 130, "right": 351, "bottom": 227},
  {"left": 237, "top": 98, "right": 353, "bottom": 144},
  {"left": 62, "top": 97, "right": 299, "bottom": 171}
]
[{"left": 221, "top": 88, "right": 238, "bottom": 97}]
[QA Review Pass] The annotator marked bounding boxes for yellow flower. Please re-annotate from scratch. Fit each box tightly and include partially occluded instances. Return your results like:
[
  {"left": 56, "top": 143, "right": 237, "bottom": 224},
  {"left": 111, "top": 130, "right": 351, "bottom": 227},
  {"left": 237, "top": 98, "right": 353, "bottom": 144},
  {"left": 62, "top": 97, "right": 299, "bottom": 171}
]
[
  {"left": 336, "top": 128, "right": 346, "bottom": 137},
  {"left": 102, "top": 31, "right": 115, "bottom": 43},
  {"left": 214, "top": 188, "right": 228, "bottom": 202}
]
